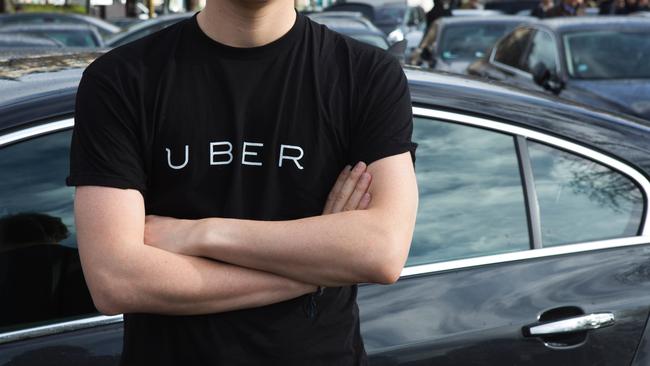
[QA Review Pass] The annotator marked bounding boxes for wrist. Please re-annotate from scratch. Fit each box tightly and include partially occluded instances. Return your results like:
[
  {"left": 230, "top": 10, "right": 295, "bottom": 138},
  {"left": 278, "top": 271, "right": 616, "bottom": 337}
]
[{"left": 186, "top": 218, "right": 211, "bottom": 256}]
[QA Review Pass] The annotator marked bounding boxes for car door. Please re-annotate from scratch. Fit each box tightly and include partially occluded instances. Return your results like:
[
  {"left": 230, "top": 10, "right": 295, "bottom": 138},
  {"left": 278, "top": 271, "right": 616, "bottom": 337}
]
[
  {"left": 359, "top": 107, "right": 650, "bottom": 365},
  {"left": 0, "top": 120, "right": 123, "bottom": 366}
]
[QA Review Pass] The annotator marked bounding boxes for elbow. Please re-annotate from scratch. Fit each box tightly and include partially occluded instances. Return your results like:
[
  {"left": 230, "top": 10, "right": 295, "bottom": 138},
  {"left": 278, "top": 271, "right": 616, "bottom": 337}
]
[
  {"left": 366, "top": 233, "right": 409, "bottom": 285},
  {"left": 372, "top": 251, "right": 405, "bottom": 284},
  {"left": 372, "top": 263, "right": 403, "bottom": 285},
  {"left": 93, "top": 293, "right": 123, "bottom": 316},
  {"left": 85, "top": 270, "right": 134, "bottom": 315}
]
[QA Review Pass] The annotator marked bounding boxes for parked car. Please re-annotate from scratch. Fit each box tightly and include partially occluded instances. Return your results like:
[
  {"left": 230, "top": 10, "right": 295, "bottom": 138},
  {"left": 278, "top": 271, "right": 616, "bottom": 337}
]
[
  {"left": 0, "top": 12, "right": 121, "bottom": 39},
  {"left": 308, "top": 12, "right": 391, "bottom": 50},
  {"left": 105, "top": 12, "right": 192, "bottom": 48},
  {"left": 411, "top": 15, "right": 534, "bottom": 73},
  {"left": 2, "top": 53, "right": 650, "bottom": 365},
  {"left": 0, "top": 33, "right": 65, "bottom": 49},
  {"left": 0, "top": 24, "right": 104, "bottom": 48},
  {"left": 323, "top": 2, "right": 426, "bottom": 44},
  {"left": 468, "top": 17, "right": 650, "bottom": 121}
]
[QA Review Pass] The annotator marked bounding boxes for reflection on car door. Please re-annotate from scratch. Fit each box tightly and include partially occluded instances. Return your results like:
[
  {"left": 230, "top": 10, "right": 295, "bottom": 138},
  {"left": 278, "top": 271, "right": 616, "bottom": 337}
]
[{"left": 359, "top": 109, "right": 650, "bottom": 366}]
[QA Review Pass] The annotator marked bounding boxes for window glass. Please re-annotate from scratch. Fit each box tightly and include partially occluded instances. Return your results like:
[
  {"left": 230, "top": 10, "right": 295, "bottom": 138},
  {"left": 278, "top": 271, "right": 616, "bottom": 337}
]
[
  {"left": 0, "top": 129, "right": 96, "bottom": 332},
  {"left": 440, "top": 23, "right": 520, "bottom": 61},
  {"left": 407, "top": 118, "right": 530, "bottom": 266},
  {"left": 563, "top": 30, "right": 650, "bottom": 79},
  {"left": 528, "top": 141, "right": 644, "bottom": 246},
  {"left": 493, "top": 27, "right": 533, "bottom": 70},
  {"left": 525, "top": 30, "right": 558, "bottom": 73}
]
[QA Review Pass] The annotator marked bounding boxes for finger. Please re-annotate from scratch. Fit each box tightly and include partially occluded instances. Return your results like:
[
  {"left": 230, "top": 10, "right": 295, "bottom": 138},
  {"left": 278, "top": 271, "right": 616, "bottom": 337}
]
[
  {"left": 331, "top": 161, "right": 366, "bottom": 213},
  {"left": 343, "top": 172, "right": 372, "bottom": 211},
  {"left": 323, "top": 165, "right": 351, "bottom": 214},
  {"left": 358, "top": 193, "right": 372, "bottom": 210}
]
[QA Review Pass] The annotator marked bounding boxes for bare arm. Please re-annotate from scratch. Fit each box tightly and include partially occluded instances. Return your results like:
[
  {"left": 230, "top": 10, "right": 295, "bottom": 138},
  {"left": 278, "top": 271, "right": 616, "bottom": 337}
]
[
  {"left": 146, "top": 152, "right": 418, "bottom": 287},
  {"left": 75, "top": 186, "right": 316, "bottom": 316},
  {"left": 76, "top": 165, "right": 372, "bottom": 315}
]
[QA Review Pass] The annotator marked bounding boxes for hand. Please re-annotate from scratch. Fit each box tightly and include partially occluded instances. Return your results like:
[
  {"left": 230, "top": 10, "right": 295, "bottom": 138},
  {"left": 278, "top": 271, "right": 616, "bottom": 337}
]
[
  {"left": 322, "top": 161, "right": 372, "bottom": 215},
  {"left": 144, "top": 215, "right": 198, "bottom": 256}
]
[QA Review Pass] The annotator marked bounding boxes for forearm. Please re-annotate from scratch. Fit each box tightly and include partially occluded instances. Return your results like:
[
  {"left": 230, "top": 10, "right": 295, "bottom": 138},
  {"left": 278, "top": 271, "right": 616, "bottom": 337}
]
[
  {"left": 186, "top": 154, "right": 418, "bottom": 287},
  {"left": 74, "top": 186, "right": 315, "bottom": 317},
  {"left": 83, "top": 243, "right": 315, "bottom": 316},
  {"left": 192, "top": 208, "right": 410, "bottom": 287}
]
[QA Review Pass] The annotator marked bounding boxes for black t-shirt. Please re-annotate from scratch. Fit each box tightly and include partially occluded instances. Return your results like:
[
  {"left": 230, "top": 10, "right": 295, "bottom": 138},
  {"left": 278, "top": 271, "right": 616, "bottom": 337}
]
[{"left": 67, "top": 11, "right": 415, "bottom": 366}]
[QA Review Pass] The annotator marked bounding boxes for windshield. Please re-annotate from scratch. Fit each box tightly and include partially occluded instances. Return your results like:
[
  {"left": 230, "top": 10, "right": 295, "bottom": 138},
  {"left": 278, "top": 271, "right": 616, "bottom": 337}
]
[
  {"left": 375, "top": 7, "right": 405, "bottom": 24},
  {"left": 439, "top": 23, "right": 517, "bottom": 61},
  {"left": 29, "top": 30, "right": 98, "bottom": 47},
  {"left": 563, "top": 30, "right": 650, "bottom": 79}
]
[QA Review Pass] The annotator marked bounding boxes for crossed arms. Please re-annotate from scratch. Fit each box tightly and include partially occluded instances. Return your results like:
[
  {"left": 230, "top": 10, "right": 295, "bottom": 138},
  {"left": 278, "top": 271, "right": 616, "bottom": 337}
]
[{"left": 75, "top": 152, "right": 418, "bottom": 316}]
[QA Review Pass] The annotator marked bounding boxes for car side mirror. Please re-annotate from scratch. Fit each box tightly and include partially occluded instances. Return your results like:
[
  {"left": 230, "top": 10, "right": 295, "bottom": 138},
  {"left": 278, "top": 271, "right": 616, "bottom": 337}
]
[
  {"left": 388, "top": 39, "right": 407, "bottom": 63},
  {"left": 532, "top": 62, "right": 565, "bottom": 95}
]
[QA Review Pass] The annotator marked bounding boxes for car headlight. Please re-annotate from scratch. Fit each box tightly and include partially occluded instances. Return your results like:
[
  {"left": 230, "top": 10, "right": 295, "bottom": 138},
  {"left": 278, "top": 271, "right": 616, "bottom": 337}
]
[{"left": 388, "top": 29, "right": 404, "bottom": 43}]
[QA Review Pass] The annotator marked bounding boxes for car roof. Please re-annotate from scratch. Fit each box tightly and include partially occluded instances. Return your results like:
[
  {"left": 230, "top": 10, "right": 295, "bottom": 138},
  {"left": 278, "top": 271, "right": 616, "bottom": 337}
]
[
  {"left": 0, "top": 23, "right": 96, "bottom": 31},
  {"left": 538, "top": 16, "right": 650, "bottom": 33},
  {"left": 0, "top": 52, "right": 99, "bottom": 131},
  {"left": 1, "top": 57, "right": 650, "bottom": 173},
  {"left": 106, "top": 12, "right": 193, "bottom": 46},
  {"left": 0, "top": 12, "right": 121, "bottom": 33},
  {"left": 436, "top": 15, "right": 536, "bottom": 26},
  {"left": 309, "top": 16, "right": 381, "bottom": 32}
]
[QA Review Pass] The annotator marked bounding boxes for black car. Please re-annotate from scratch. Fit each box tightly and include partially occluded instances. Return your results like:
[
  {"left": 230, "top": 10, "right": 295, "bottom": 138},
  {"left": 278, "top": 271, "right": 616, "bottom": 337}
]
[
  {"left": 2, "top": 53, "right": 650, "bottom": 365},
  {"left": 468, "top": 17, "right": 650, "bottom": 121},
  {"left": 323, "top": 1, "right": 426, "bottom": 43},
  {"left": 411, "top": 15, "right": 534, "bottom": 74},
  {"left": 0, "top": 12, "right": 121, "bottom": 40},
  {"left": 105, "top": 12, "right": 193, "bottom": 48},
  {"left": 308, "top": 12, "right": 390, "bottom": 50}
]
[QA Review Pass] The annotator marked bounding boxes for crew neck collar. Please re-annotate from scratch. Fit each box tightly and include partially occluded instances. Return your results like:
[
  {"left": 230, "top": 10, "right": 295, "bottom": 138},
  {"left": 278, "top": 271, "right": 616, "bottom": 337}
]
[{"left": 191, "top": 10, "right": 304, "bottom": 60}]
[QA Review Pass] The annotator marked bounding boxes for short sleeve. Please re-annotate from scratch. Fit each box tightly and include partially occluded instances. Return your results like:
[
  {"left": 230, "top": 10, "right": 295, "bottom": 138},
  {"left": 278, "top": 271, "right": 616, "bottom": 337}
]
[
  {"left": 349, "top": 55, "right": 417, "bottom": 165},
  {"left": 66, "top": 70, "right": 147, "bottom": 194}
]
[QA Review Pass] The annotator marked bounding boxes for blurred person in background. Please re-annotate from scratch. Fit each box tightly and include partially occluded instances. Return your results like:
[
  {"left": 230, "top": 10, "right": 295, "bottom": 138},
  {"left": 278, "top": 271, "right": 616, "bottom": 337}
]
[
  {"left": 599, "top": 0, "right": 644, "bottom": 13},
  {"left": 545, "top": 0, "right": 584, "bottom": 17},
  {"left": 532, "top": 0, "right": 555, "bottom": 17},
  {"left": 424, "top": 0, "right": 453, "bottom": 32},
  {"left": 461, "top": 0, "right": 484, "bottom": 9}
]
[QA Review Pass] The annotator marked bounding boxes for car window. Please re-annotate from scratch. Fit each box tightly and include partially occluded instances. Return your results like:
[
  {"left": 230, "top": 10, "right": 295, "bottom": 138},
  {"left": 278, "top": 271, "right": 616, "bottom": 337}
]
[
  {"left": 407, "top": 117, "right": 530, "bottom": 266},
  {"left": 493, "top": 27, "right": 534, "bottom": 70},
  {"left": 0, "top": 129, "right": 97, "bottom": 333},
  {"left": 440, "top": 23, "right": 519, "bottom": 61},
  {"left": 524, "top": 30, "right": 558, "bottom": 74},
  {"left": 528, "top": 141, "right": 644, "bottom": 246},
  {"left": 563, "top": 30, "right": 650, "bottom": 79}
]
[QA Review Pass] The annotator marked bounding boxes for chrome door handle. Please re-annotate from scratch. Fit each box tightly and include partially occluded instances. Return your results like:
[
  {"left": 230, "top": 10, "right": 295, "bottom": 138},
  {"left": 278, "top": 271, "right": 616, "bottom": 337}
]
[{"left": 524, "top": 312, "right": 615, "bottom": 336}]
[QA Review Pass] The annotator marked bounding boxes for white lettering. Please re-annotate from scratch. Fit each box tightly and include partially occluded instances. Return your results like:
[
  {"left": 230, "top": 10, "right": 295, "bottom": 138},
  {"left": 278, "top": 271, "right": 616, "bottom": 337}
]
[
  {"left": 210, "top": 142, "right": 233, "bottom": 165},
  {"left": 166, "top": 145, "right": 189, "bottom": 170},
  {"left": 242, "top": 142, "right": 264, "bottom": 166},
  {"left": 278, "top": 144, "right": 304, "bottom": 170}
]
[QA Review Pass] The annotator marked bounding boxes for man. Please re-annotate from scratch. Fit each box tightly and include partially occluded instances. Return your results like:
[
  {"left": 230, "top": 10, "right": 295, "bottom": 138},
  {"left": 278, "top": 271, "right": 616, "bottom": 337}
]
[
  {"left": 66, "top": 0, "right": 418, "bottom": 363},
  {"left": 545, "top": 0, "right": 583, "bottom": 16},
  {"left": 531, "top": 0, "right": 554, "bottom": 18}
]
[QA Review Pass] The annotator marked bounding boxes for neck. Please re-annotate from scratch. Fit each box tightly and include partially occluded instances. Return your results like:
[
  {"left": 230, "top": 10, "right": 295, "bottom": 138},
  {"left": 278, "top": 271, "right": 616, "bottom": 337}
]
[{"left": 197, "top": 0, "right": 296, "bottom": 48}]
